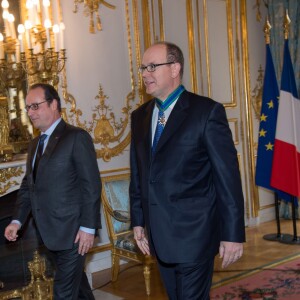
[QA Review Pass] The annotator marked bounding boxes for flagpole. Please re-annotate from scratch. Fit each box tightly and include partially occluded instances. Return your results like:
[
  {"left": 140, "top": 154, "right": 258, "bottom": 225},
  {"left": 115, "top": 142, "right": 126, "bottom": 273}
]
[
  {"left": 274, "top": 193, "right": 281, "bottom": 237},
  {"left": 263, "top": 192, "right": 284, "bottom": 241},
  {"left": 280, "top": 197, "right": 300, "bottom": 244}
]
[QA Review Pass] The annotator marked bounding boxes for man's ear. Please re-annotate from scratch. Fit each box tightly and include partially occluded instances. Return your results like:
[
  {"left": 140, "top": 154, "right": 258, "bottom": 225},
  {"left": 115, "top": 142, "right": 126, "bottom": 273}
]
[
  {"left": 51, "top": 99, "right": 58, "bottom": 111},
  {"left": 171, "top": 62, "right": 181, "bottom": 78}
]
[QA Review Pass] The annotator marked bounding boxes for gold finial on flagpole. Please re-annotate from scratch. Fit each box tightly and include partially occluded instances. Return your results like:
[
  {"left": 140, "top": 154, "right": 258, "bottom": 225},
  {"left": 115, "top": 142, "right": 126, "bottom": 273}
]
[
  {"left": 263, "top": 16, "right": 272, "bottom": 44},
  {"left": 283, "top": 9, "right": 291, "bottom": 40}
]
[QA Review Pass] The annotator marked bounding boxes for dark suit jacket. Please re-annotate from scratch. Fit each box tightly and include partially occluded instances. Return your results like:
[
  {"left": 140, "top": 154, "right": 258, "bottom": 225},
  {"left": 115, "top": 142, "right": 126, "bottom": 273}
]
[
  {"left": 13, "top": 119, "right": 101, "bottom": 251},
  {"left": 130, "top": 90, "right": 245, "bottom": 264}
]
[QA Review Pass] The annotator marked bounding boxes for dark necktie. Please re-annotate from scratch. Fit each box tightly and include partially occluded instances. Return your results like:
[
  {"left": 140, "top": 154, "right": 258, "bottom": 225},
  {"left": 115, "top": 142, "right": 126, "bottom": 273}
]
[
  {"left": 33, "top": 134, "right": 47, "bottom": 181},
  {"left": 152, "top": 109, "right": 165, "bottom": 154}
]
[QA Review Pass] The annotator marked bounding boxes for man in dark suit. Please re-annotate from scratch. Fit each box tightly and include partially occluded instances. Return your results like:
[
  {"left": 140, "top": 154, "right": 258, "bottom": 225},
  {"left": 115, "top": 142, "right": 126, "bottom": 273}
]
[
  {"left": 130, "top": 42, "right": 245, "bottom": 299},
  {"left": 4, "top": 83, "right": 101, "bottom": 300}
]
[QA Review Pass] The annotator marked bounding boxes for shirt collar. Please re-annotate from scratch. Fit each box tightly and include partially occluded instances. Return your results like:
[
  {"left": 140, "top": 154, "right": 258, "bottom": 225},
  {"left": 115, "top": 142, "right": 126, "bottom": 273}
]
[{"left": 42, "top": 118, "right": 62, "bottom": 137}]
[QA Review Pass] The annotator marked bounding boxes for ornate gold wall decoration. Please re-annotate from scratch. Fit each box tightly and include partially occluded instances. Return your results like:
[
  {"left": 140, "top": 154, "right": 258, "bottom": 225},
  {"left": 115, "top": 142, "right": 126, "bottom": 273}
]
[
  {"left": 251, "top": 65, "right": 264, "bottom": 120},
  {"left": 240, "top": 0, "right": 259, "bottom": 217},
  {"left": 0, "top": 250, "right": 53, "bottom": 299},
  {"left": 0, "top": 167, "right": 23, "bottom": 195},
  {"left": 62, "top": 84, "right": 134, "bottom": 162},
  {"left": 0, "top": 97, "right": 13, "bottom": 161},
  {"left": 62, "top": 0, "right": 141, "bottom": 162},
  {"left": 61, "top": 71, "right": 87, "bottom": 130},
  {"left": 73, "top": 0, "right": 116, "bottom": 33},
  {"left": 92, "top": 85, "right": 134, "bottom": 162}
]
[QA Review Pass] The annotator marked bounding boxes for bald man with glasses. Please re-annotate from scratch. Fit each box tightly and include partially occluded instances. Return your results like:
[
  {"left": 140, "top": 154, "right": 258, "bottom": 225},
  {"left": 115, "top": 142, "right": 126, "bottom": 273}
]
[
  {"left": 130, "top": 42, "right": 245, "bottom": 299},
  {"left": 4, "top": 83, "right": 101, "bottom": 300}
]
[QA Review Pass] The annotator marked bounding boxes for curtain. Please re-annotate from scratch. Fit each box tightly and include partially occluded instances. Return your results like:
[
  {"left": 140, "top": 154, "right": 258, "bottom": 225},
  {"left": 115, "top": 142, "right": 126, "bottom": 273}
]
[{"left": 268, "top": 0, "right": 300, "bottom": 96}]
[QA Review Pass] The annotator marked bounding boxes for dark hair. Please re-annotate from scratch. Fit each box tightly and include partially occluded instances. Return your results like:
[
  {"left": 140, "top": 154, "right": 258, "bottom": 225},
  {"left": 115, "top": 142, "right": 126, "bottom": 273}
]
[
  {"left": 28, "top": 83, "right": 61, "bottom": 112},
  {"left": 154, "top": 41, "right": 184, "bottom": 79}
]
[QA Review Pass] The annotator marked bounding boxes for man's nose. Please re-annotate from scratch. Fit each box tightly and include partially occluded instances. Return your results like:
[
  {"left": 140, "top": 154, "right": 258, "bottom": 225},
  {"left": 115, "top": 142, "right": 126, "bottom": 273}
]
[
  {"left": 142, "top": 69, "right": 151, "bottom": 78},
  {"left": 27, "top": 108, "right": 34, "bottom": 117}
]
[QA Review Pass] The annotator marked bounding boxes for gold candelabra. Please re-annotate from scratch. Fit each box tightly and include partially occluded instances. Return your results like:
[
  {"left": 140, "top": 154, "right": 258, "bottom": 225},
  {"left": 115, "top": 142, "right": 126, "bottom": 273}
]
[
  {"left": 0, "top": 250, "right": 53, "bottom": 300},
  {"left": 0, "top": 0, "right": 66, "bottom": 87},
  {"left": 0, "top": 0, "right": 66, "bottom": 161},
  {"left": 0, "top": 37, "right": 24, "bottom": 92},
  {"left": 21, "top": 48, "right": 66, "bottom": 87}
]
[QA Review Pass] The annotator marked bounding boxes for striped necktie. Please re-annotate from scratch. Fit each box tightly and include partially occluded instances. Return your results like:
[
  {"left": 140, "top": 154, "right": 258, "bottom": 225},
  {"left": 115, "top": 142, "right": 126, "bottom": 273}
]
[{"left": 152, "top": 109, "right": 165, "bottom": 154}]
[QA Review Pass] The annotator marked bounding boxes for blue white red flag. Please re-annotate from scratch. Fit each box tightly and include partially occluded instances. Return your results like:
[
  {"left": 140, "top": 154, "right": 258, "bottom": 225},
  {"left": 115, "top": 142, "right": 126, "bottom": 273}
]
[{"left": 271, "top": 40, "right": 300, "bottom": 198}]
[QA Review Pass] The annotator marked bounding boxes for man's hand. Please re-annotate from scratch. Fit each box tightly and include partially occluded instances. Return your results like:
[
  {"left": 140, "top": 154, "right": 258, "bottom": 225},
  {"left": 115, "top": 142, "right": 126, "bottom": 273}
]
[
  {"left": 74, "top": 230, "right": 95, "bottom": 256},
  {"left": 4, "top": 223, "right": 20, "bottom": 242},
  {"left": 133, "top": 226, "right": 150, "bottom": 255},
  {"left": 219, "top": 241, "right": 243, "bottom": 268}
]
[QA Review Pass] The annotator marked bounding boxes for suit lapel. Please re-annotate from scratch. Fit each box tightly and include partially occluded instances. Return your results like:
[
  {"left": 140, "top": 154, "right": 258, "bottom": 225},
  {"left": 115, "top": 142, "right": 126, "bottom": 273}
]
[
  {"left": 136, "top": 100, "right": 155, "bottom": 162},
  {"left": 154, "top": 91, "right": 189, "bottom": 154}
]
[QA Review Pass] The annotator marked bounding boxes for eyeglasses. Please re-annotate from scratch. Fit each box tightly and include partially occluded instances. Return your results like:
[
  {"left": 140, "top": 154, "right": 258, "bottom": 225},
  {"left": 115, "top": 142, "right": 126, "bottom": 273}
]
[
  {"left": 25, "top": 100, "right": 48, "bottom": 112},
  {"left": 138, "top": 62, "right": 175, "bottom": 73}
]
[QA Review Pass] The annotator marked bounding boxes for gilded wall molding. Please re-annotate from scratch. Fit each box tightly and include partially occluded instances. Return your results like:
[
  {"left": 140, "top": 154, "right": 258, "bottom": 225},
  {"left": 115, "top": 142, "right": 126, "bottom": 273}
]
[
  {"left": 132, "top": 0, "right": 144, "bottom": 102},
  {"left": 139, "top": 0, "right": 165, "bottom": 103},
  {"left": 140, "top": 1, "right": 165, "bottom": 49},
  {"left": 0, "top": 167, "right": 23, "bottom": 195},
  {"left": 186, "top": 0, "right": 198, "bottom": 94},
  {"left": 149, "top": 0, "right": 164, "bottom": 42},
  {"left": 228, "top": 118, "right": 239, "bottom": 145},
  {"left": 141, "top": 0, "right": 151, "bottom": 49},
  {"left": 187, "top": 0, "right": 237, "bottom": 106},
  {"left": 195, "top": 0, "right": 204, "bottom": 95},
  {"left": 240, "top": 0, "right": 259, "bottom": 217},
  {"left": 157, "top": 0, "right": 164, "bottom": 41},
  {"left": 225, "top": 0, "right": 237, "bottom": 108},
  {"left": 203, "top": 0, "right": 211, "bottom": 97},
  {"left": 251, "top": 65, "right": 264, "bottom": 121},
  {"left": 234, "top": 0, "right": 250, "bottom": 221}
]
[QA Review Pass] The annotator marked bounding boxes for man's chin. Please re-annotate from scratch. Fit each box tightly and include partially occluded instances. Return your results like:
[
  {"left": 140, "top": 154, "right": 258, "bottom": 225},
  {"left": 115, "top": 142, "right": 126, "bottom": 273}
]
[
  {"left": 146, "top": 87, "right": 156, "bottom": 97},
  {"left": 30, "top": 120, "right": 39, "bottom": 128}
]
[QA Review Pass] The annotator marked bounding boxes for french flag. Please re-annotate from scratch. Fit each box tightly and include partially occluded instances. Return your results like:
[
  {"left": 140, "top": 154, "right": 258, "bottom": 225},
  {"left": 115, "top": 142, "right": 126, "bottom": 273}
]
[{"left": 271, "top": 40, "right": 300, "bottom": 198}]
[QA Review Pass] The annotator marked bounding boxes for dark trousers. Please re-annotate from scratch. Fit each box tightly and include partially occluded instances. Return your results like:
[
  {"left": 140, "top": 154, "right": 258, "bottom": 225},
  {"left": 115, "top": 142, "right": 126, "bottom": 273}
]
[
  {"left": 50, "top": 243, "right": 95, "bottom": 300},
  {"left": 157, "top": 256, "right": 215, "bottom": 300}
]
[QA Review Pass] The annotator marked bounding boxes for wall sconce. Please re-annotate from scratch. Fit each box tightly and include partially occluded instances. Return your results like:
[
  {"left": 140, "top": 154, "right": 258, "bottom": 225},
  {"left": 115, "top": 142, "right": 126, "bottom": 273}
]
[{"left": 73, "top": 0, "right": 116, "bottom": 33}]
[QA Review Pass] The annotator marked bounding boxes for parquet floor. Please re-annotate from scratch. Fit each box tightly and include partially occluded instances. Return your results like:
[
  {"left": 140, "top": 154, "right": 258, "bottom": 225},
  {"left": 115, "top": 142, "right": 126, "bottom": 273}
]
[{"left": 94, "top": 219, "right": 300, "bottom": 299}]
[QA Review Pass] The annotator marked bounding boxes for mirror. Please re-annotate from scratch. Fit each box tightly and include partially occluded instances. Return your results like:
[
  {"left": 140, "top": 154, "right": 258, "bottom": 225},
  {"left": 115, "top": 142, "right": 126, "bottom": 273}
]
[{"left": 0, "top": 1, "right": 33, "bottom": 162}]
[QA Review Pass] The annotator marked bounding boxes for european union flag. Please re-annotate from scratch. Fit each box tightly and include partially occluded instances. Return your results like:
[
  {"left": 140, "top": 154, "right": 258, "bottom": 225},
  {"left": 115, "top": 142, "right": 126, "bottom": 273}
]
[
  {"left": 255, "top": 44, "right": 290, "bottom": 201},
  {"left": 255, "top": 45, "right": 279, "bottom": 189}
]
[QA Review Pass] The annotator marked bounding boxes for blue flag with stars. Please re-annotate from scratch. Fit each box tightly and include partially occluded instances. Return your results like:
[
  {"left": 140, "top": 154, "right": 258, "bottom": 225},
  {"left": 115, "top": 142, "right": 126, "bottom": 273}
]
[
  {"left": 255, "top": 44, "right": 279, "bottom": 190},
  {"left": 255, "top": 44, "right": 290, "bottom": 202},
  {"left": 255, "top": 45, "right": 278, "bottom": 189}
]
